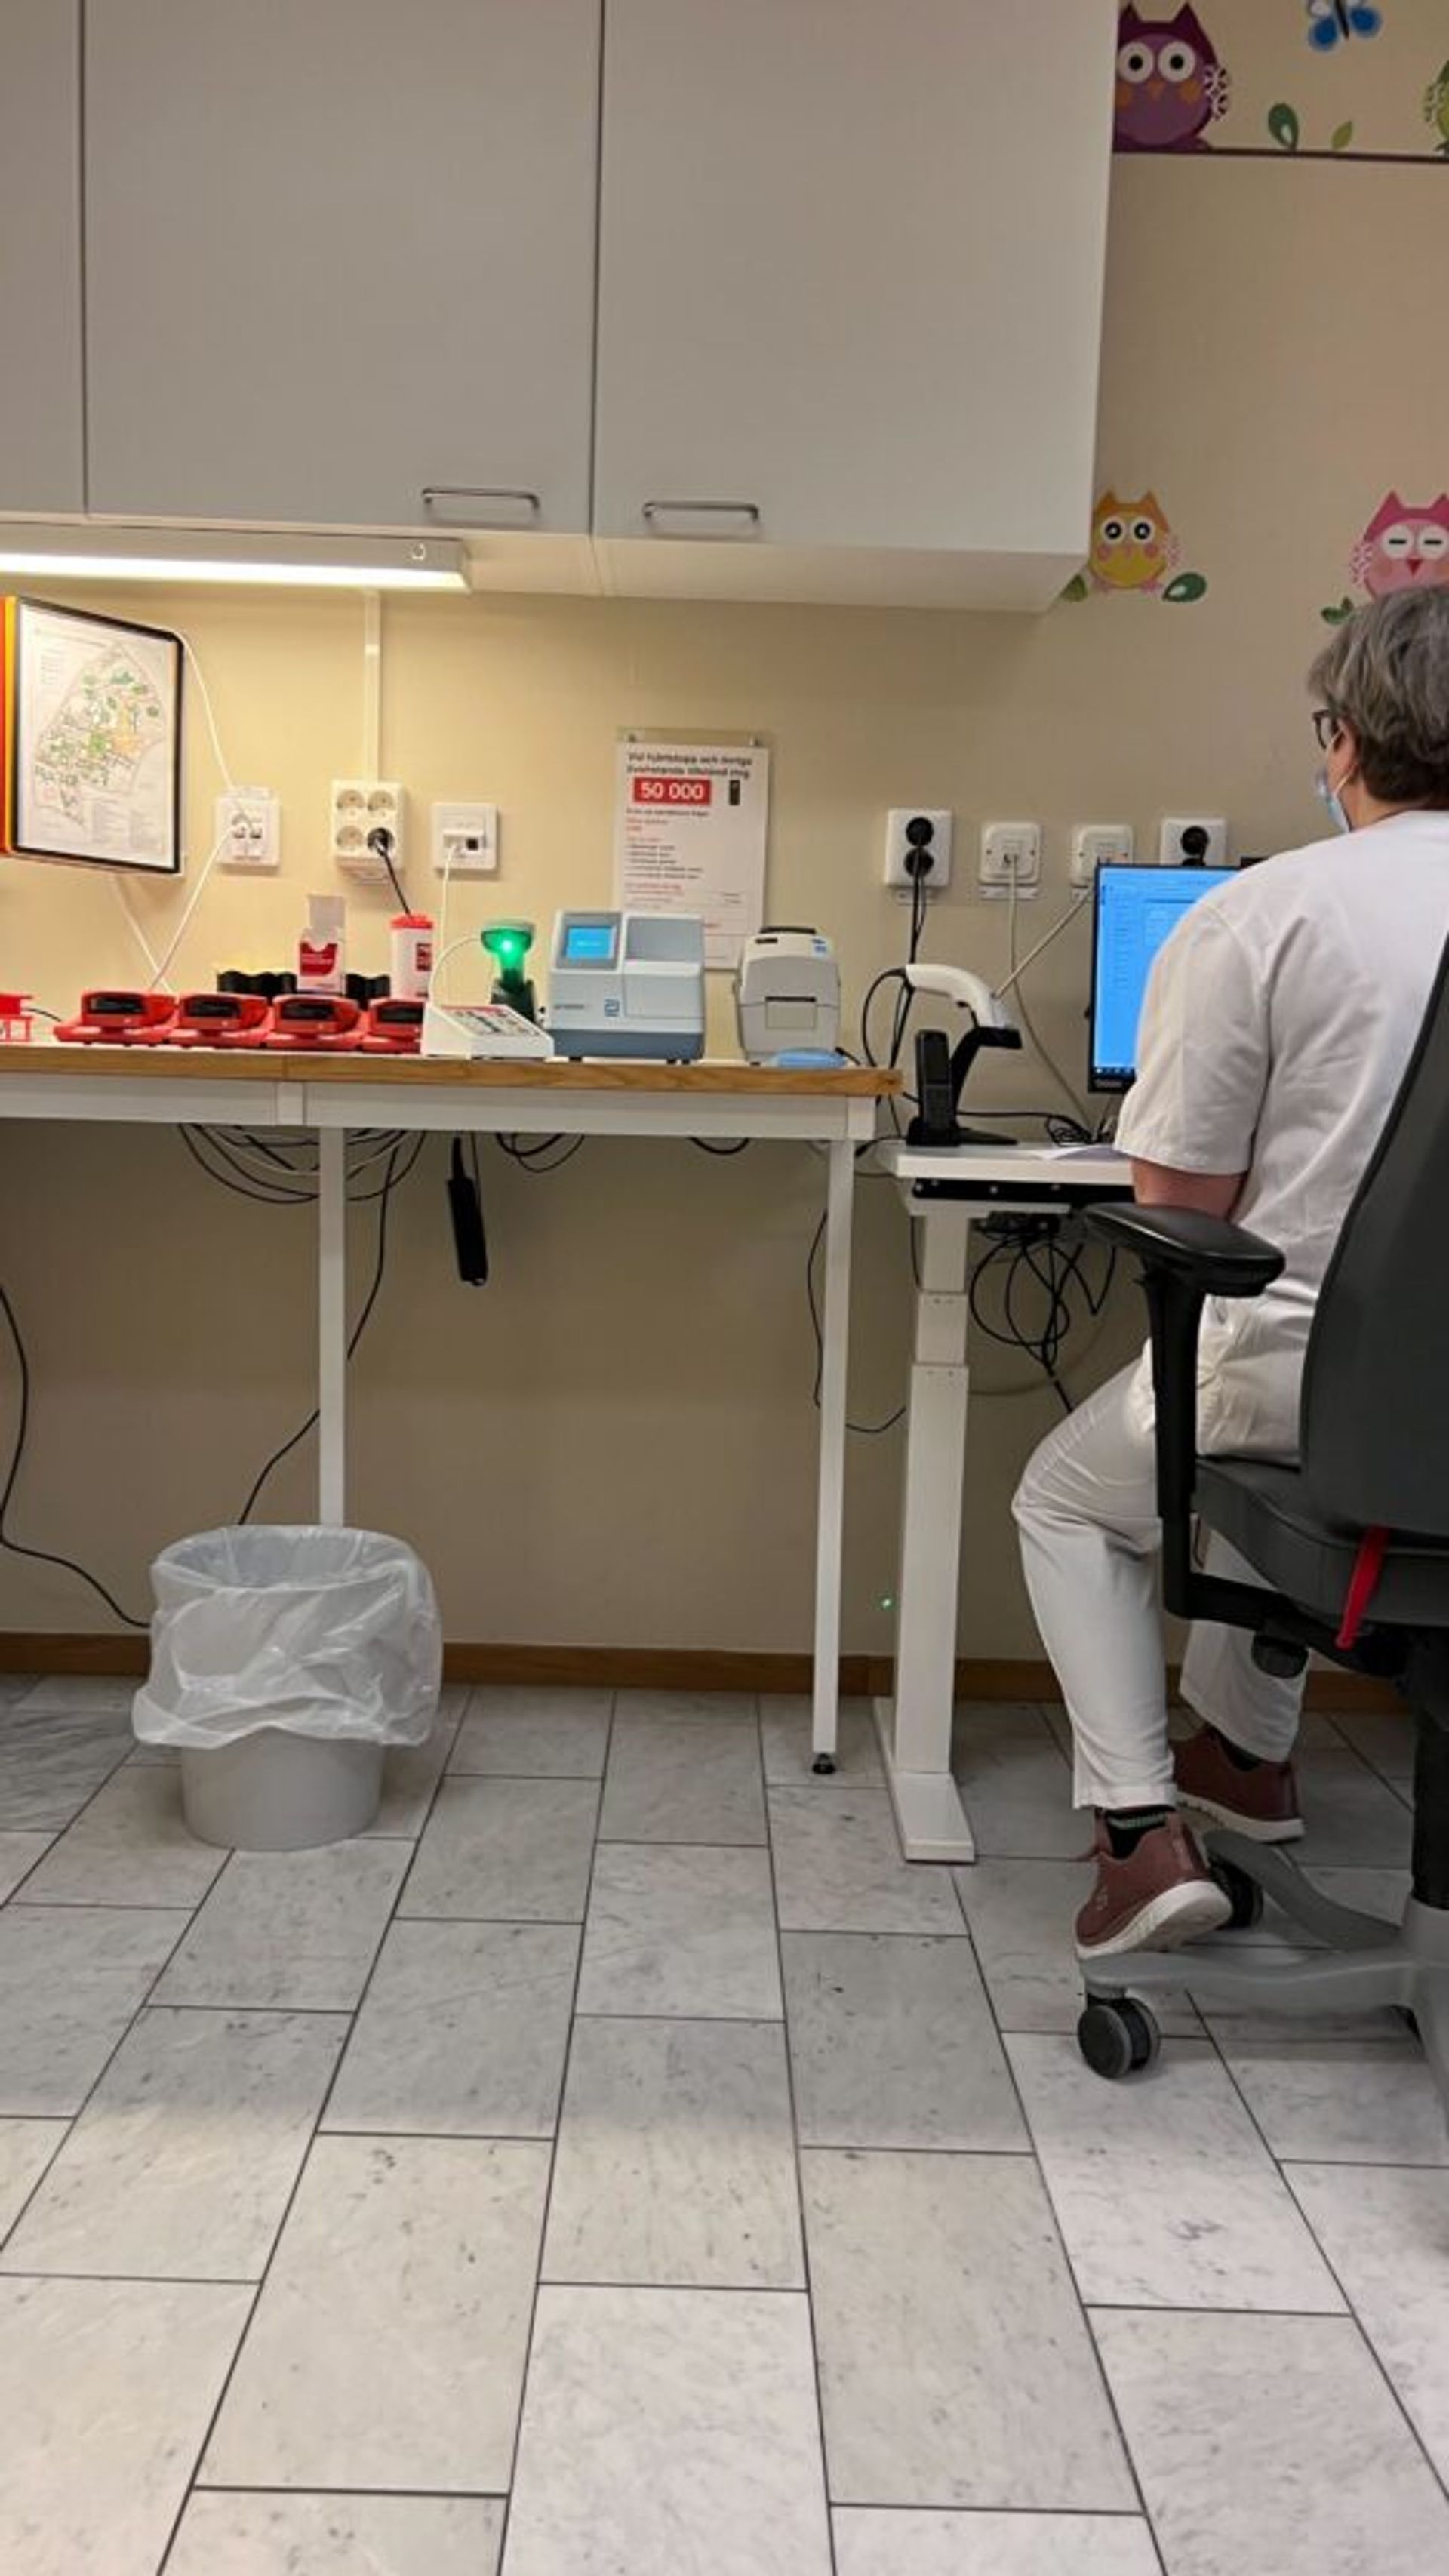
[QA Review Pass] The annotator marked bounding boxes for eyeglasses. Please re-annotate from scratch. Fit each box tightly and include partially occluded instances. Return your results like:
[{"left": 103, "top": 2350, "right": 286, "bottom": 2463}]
[{"left": 1312, "top": 706, "right": 1343, "bottom": 752}]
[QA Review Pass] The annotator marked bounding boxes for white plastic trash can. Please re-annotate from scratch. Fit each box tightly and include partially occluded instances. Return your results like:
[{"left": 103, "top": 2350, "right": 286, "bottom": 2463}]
[{"left": 134, "top": 1525, "right": 442, "bottom": 1852}]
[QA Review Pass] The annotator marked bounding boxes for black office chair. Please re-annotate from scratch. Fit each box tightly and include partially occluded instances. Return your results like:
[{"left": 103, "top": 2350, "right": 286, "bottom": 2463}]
[{"left": 1078, "top": 937, "right": 1449, "bottom": 2117}]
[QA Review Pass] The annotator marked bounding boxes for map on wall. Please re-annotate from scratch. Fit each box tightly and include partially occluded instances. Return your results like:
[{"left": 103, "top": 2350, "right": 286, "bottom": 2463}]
[
  {"left": 1112, "top": 3, "right": 1449, "bottom": 160},
  {"left": 9, "top": 599, "right": 183, "bottom": 874}
]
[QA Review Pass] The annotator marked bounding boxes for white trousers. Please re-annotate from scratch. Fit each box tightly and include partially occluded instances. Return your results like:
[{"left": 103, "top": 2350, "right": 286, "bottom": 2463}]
[{"left": 1013, "top": 1360, "right": 1305, "bottom": 1811}]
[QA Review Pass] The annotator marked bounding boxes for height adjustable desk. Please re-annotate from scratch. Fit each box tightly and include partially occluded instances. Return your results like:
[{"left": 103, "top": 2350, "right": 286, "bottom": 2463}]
[
  {"left": 0, "top": 1048, "right": 895, "bottom": 1759},
  {"left": 878, "top": 1140, "right": 1134, "bottom": 1862}
]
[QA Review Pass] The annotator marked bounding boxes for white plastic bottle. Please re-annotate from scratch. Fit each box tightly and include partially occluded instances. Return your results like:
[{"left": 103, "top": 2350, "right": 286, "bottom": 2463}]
[{"left": 389, "top": 912, "right": 434, "bottom": 1001}]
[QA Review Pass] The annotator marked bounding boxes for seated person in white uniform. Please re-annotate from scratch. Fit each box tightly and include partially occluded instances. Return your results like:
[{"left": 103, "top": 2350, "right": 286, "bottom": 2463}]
[{"left": 1014, "top": 586, "right": 1449, "bottom": 1959}]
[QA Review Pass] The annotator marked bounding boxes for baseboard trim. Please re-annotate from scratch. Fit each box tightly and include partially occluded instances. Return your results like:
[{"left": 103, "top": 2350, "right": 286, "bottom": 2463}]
[{"left": 0, "top": 1631, "right": 1406, "bottom": 1714}]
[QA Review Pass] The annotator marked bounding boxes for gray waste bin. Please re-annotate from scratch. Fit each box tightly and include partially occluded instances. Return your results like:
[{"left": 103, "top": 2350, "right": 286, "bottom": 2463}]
[{"left": 134, "top": 1525, "right": 442, "bottom": 1852}]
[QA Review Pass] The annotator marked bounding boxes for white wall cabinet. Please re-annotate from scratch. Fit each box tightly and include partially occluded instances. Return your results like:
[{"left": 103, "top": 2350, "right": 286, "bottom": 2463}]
[
  {"left": 593, "top": 0, "right": 1117, "bottom": 608},
  {"left": 83, "top": 0, "right": 601, "bottom": 552},
  {"left": 0, "top": 7, "right": 85, "bottom": 515}
]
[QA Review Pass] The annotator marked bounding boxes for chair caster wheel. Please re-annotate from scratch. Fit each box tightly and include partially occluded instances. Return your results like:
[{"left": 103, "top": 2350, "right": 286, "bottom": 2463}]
[
  {"left": 1078, "top": 1997, "right": 1161, "bottom": 2080},
  {"left": 811, "top": 1754, "right": 838, "bottom": 1776},
  {"left": 1211, "top": 1857, "right": 1266, "bottom": 1930}
]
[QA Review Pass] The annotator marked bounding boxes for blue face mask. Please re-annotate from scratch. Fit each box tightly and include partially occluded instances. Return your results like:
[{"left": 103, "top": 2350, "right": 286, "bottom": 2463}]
[{"left": 1315, "top": 765, "right": 1352, "bottom": 834}]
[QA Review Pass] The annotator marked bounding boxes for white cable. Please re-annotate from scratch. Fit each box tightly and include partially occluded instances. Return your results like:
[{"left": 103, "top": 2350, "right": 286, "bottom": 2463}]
[
  {"left": 992, "top": 889, "right": 1091, "bottom": 1002},
  {"left": 1007, "top": 871, "right": 1092, "bottom": 1128},
  {"left": 109, "top": 874, "right": 168, "bottom": 986},
  {"left": 145, "top": 823, "right": 230, "bottom": 993},
  {"left": 181, "top": 638, "right": 236, "bottom": 795}
]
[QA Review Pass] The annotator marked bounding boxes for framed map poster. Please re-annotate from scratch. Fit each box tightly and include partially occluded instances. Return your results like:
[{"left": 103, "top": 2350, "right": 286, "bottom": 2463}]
[{"left": 8, "top": 597, "right": 183, "bottom": 875}]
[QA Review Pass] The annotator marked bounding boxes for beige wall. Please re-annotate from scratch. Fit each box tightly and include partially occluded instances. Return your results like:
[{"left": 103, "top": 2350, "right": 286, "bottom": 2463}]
[{"left": 2, "top": 117, "right": 1444, "bottom": 1651}]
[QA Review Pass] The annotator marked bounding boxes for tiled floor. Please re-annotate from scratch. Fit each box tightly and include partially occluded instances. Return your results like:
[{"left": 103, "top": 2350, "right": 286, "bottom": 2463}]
[{"left": 1, "top": 1677, "right": 1447, "bottom": 2574}]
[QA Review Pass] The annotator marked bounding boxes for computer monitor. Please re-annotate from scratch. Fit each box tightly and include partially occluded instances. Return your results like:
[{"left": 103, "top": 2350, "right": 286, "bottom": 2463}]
[{"left": 1089, "top": 862, "right": 1236, "bottom": 1091}]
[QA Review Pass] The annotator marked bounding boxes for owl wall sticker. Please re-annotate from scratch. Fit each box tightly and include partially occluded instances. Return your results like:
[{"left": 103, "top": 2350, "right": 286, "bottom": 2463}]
[
  {"left": 1114, "top": 6, "right": 1231, "bottom": 152},
  {"left": 1425, "top": 61, "right": 1449, "bottom": 155},
  {"left": 1324, "top": 493, "right": 1449, "bottom": 621},
  {"left": 1061, "top": 492, "right": 1208, "bottom": 604}
]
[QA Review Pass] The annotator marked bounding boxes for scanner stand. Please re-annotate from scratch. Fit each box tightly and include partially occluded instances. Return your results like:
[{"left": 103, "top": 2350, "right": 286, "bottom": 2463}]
[{"left": 906, "top": 1023, "right": 1023, "bottom": 1150}]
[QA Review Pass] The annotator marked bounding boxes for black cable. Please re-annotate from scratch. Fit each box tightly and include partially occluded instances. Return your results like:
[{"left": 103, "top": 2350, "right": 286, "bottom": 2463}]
[
  {"left": 238, "top": 1142, "right": 409, "bottom": 1523},
  {"left": 0, "top": 1282, "right": 150, "bottom": 1627},
  {"left": 366, "top": 826, "right": 409, "bottom": 915},
  {"left": 495, "top": 1133, "right": 584, "bottom": 1174},
  {"left": 691, "top": 1137, "right": 751, "bottom": 1156},
  {"left": 804, "top": 1211, "right": 906, "bottom": 1437}
]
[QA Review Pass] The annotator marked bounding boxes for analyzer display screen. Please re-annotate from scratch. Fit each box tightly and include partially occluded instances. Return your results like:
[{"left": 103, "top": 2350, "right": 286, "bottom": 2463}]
[
  {"left": 1090, "top": 864, "right": 1235, "bottom": 1089},
  {"left": 561, "top": 920, "right": 617, "bottom": 964}
]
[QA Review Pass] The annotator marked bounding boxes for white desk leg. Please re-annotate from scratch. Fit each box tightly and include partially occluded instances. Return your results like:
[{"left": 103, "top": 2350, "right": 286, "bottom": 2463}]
[
  {"left": 875, "top": 1202, "right": 977, "bottom": 1861},
  {"left": 317, "top": 1128, "right": 347, "bottom": 1525},
  {"left": 811, "top": 1139, "right": 855, "bottom": 1770}
]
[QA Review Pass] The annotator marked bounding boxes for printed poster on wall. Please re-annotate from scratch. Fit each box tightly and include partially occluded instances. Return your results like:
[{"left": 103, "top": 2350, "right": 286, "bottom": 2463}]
[{"left": 614, "top": 739, "right": 769, "bottom": 969}]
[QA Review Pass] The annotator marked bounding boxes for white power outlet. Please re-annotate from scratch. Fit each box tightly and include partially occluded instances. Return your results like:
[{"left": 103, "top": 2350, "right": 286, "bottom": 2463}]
[
  {"left": 1070, "top": 822, "right": 1134, "bottom": 889},
  {"left": 980, "top": 820, "right": 1042, "bottom": 899},
  {"left": 1158, "top": 815, "right": 1228, "bottom": 867},
  {"left": 216, "top": 788, "right": 281, "bottom": 870},
  {"left": 883, "top": 808, "right": 952, "bottom": 891},
  {"left": 432, "top": 801, "right": 500, "bottom": 877},
  {"left": 332, "top": 779, "right": 405, "bottom": 882}
]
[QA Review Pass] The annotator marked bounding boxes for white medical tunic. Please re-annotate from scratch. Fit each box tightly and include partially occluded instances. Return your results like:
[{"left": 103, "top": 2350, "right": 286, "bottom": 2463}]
[{"left": 1116, "top": 811, "right": 1449, "bottom": 1457}]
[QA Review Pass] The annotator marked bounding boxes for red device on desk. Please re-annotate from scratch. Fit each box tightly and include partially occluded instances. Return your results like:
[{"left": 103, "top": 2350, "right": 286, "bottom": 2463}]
[
  {"left": 359, "top": 996, "right": 424, "bottom": 1054},
  {"left": 266, "top": 993, "right": 361, "bottom": 1051},
  {"left": 165, "top": 992, "right": 275, "bottom": 1049},
  {"left": 55, "top": 990, "right": 177, "bottom": 1045}
]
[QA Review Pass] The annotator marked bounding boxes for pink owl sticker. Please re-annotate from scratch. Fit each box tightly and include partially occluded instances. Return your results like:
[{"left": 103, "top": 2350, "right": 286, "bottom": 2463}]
[{"left": 1324, "top": 492, "right": 1449, "bottom": 621}]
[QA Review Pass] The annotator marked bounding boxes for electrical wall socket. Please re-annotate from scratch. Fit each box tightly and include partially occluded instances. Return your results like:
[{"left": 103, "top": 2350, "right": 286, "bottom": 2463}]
[
  {"left": 1071, "top": 822, "right": 1134, "bottom": 888},
  {"left": 883, "top": 808, "right": 952, "bottom": 891},
  {"left": 432, "top": 800, "right": 499, "bottom": 876},
  {"left": 331, "top": 779, "right": 405, "bottom": 882},
  {"left": 1158, "top": 815, "right": 1228, "bottom": 867},
  {"left": 980, "top": 820, "right": 1041, "bottom": 898},
  {"left": 215, "top": 787, "right": 280, "bottom": 869}
]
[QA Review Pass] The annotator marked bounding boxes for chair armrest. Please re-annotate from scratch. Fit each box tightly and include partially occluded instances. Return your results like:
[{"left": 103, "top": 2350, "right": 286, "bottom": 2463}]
[{"left": 1087, "top": 1204, "right": 1285, "bottom": 1299}]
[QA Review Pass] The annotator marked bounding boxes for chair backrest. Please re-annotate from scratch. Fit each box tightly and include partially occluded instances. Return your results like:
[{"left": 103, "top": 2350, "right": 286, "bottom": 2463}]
[{"left": 1300, "top": 934, "right": 1449, "bottom": 1534}]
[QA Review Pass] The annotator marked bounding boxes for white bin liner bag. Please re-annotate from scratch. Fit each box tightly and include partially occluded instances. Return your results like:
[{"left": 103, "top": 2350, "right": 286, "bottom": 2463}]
[{"left": 134, "top": 1525, "right": 441, "bottom": 1750}]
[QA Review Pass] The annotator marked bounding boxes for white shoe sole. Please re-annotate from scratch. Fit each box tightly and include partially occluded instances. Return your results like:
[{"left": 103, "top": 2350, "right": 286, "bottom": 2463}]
[
  {"left": 1179, "top": 1788, "right": 1305, "bottom": 1845},
  {"left": 1077, "top": 1876, "right": 1233, "bottom": 1962}
]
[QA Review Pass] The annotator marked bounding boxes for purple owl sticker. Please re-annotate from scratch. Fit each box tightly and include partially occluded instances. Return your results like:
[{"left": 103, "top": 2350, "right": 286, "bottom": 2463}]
[{"left": 1115, "top": 6, "right": 1232, "bottom": 152}]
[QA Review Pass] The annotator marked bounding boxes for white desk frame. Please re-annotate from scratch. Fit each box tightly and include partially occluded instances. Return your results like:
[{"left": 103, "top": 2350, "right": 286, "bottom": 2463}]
[
  {"left": 878, "top": 1143, "right": 1132, "bottom": 1862},
  {"left": 0, "top": 1055, "right": 885, "bottom": 1764}
]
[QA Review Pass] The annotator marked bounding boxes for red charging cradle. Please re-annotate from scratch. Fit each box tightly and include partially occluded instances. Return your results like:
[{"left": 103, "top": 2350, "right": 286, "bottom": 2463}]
[
  {"left": 266, "top": 994, "right": 362, "bottom": 1051},
  {"left": 359, "top": 997, "right": 424, "bottom": 1054},
  {"left": 168, "top": 993, "right": 275, "bottom": 1048},
  {"left": 56, "top": 990, "right": 178, "bottom": 1045}
]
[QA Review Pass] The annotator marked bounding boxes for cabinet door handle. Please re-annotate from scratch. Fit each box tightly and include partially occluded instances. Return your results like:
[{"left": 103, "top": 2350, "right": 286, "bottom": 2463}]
[
  {"left": 641, "top": 499, "right": 761, "bottom": 537},
  {"left": 421, "top": 486, "right": 542, "bottom": 525}
]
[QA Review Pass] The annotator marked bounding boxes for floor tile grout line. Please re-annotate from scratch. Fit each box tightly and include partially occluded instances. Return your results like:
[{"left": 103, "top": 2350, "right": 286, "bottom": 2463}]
[
  {"left": 495, "top": 1685, "right": 618, "bottom": 2570},
  {"left": 764, "top": 1721, "right": 841, "bottom": 2575},
  {"left": 193, "top": 2481, "right": 512, "bottom": 2501},
  {"left": 152, "top": 1742, "right": 446, "bottom": 2576}
]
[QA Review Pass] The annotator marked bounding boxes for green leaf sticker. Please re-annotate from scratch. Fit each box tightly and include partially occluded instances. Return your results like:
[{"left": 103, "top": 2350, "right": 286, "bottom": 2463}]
[
  {"left": 1060, "top": 572, "right": 1091, "bottom": 605},
  {"left": 1162, "top": 571, "right": 1208, "bottom": 605},
  {"left": 1321, "top": 598, "right": 1355, "bottom": 626},
  {"left": 1331, "top": 120, "right": 1355, "bottom": 154},
  {"left": 1268, "top": 101, "right": 1300, "bottom": 153}
]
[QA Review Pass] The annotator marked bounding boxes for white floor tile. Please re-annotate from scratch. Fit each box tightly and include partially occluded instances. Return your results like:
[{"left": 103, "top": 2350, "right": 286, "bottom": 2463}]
[
  {"left": 952, "top": 1706, "right": 1081, "bottom": 1860},
  {"left": 167, "top": 2492, "right": 504, "bottom": 2575},
  {"left": 599, "top": 1707, "right": 766, "bottom": 1845},
  {"left": 14, "top": 1764, "right": 226, "bottom": 1908},
  {"left": 154, "top": 1842, "right": 408, "bottom": 2011},
  {"left": 325, "top": 1919, "right": 579, "bottom": 2137},
  {"left": 401, "top": 1777, "right": 599, "bottom": 1921},
  {"left": 803, "top": 2149, "right": 1134, "bottom": 2511},
  {"left": 952, "top": 1857, "right": 1201, "bottom": 2036},
  {"left": 4, "top": 2006, "right": 346, "bottom": 2280},
  {"left": 1096, "top": 2308, "right": 1449, "bottom": 2575},
  {"left": 0, "top": 2274, "right": 251, "bottom": 2576},
  {"left": 1327, "top": 1707, "right": 1415, "bottom": 1784},
  {"left": 543, "top": 2016, "right": 803, "bottom": 2288},
  {"left": 1295, "top": 1747, "right": 1412, "bottom": 1867},
  {"left": 1007, "top": 2033, "right": 1343, "bottom": 2311},
  {"left": 771, "top": 1789, "right": 964, "bottom": 1935},
  {"left": 450, "top": 1685, "right": 614, "bottom": 1779},
  {"left": 612, "top": 1689, "right": 758, "bottom": 1725},
  {"left": 1288, "top": 2162, "right": 1449, "bottom": 2482},
  {"left": 0, "top": 1702, "right": 133, "bottom": 1829},
  {"left": 0, "top": 1907, "right": 182, "bottom": 2115},
  {"left": 205, "top": 2134, "right": 549, "bottom": 2491},
  {"left": 1225, "top": 2036, "right": 1448, "bottom": 2164},
  {"left": 833, "top": 2511, "right": 1163, "bottom": 2575},
  {"left": 365, "top": 1710, "right": 463, "bottom": 1838},
  {"left": 578, "top": 1842, "right": 781, "bottom": 2019},
  {"left": 0, "top": 1831, "right": 51, "bottom": 1902},
  {"left": 783, "top": 1933, "right": 1026, "bottom": 2151},
  {"left": 761, "top": 1697, "right": 884, "bottom": 1787},
  {"left": 10, "top": 1676, "right": 137, "bottom": 1719},
  {"left": 503, "top": 2284, "right": 832, "bottom": 2576},
  {"left": 0, "top": 2119, "right": 67, "bottom": 2240}
]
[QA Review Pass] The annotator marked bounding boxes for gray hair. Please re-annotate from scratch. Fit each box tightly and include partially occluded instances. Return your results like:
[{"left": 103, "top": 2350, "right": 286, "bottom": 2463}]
[{"left": 1310, "top": 587, "right": 1449, "bottom": 807}]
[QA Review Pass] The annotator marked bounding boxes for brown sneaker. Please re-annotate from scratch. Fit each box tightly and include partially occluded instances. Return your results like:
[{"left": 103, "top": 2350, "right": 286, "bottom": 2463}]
[
  {"left": 1075, "top": 1814, "right": 1232, "bottom": 1959},
  {"left": 1174, "top": 1725, "right": 1304, "bottom": 1844}
]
